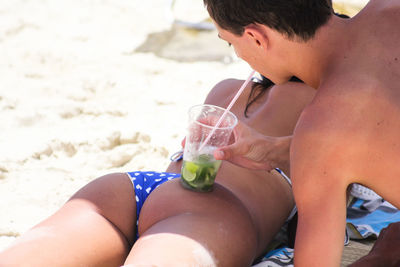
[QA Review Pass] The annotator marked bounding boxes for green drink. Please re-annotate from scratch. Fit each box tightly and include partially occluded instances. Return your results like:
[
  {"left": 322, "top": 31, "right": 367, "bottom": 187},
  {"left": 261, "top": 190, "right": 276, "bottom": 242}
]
[
  {"left": 181, "top": 104, "right": 237, "bottom": 192},
  {"left": 180, "top": 154, "right": 222, "bottom": 192}
]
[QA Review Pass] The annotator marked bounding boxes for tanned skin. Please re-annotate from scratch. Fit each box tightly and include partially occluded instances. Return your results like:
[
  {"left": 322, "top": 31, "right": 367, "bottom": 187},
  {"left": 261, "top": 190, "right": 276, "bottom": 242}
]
[{"left": 212, "top": 1, "right": 400, "bottom": 266}]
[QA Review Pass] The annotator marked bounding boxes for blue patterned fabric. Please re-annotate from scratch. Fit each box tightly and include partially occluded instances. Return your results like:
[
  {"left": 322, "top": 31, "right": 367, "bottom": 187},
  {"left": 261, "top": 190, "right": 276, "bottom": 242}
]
[
  {"left": 254, "top": 247, "right": 294, "bottom": 267},
  {"left": 126, "top": 171, "right": 180, "bottom": 240}
]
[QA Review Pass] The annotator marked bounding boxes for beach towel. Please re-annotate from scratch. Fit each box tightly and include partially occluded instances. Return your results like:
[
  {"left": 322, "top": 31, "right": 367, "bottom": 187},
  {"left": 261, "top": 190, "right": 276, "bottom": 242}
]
[
  {"left": 346, "top": 184, "right": 400, "bottom": 240},
  {"left": 252, "top": 184, "right": 400, "bottom": 267}
]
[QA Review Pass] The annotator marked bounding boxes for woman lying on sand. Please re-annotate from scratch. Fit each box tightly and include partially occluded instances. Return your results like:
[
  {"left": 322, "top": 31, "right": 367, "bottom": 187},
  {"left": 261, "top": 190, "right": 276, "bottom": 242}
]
[
  {"left": 0, "top": 76, "right": 314, "bottom": 266},
  {"left": 0, "top": 75, "right": 396, "bottom": 266}
]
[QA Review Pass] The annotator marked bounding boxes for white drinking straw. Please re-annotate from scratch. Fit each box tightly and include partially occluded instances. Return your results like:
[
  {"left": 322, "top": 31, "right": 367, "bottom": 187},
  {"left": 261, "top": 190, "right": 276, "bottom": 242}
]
[{"left": 198, "top": 69, "right": 256, "bottom": 151}]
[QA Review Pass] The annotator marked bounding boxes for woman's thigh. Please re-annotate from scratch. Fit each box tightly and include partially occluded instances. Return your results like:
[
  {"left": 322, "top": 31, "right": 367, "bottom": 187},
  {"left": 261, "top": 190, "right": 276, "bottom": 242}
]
[{"left": 0, "top": 172, "right": 136, "bottom": 267}]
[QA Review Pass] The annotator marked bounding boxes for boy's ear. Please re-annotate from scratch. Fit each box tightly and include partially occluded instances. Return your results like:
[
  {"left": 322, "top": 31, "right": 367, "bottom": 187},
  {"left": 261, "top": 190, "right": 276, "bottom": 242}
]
[{"left": 244, "top": 24, "right": 268, "bottom": 50}]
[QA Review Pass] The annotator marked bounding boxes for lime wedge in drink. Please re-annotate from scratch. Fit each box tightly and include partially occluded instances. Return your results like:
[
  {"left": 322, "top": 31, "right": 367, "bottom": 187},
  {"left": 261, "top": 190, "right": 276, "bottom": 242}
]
[{"left": 182, "top": 161, "right": 198, "bottom": 182}]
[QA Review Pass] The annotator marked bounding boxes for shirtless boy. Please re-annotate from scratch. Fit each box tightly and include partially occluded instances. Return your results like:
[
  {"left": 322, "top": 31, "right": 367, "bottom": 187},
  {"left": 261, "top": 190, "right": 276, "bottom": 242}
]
[{"left": 204, "top": 0, "right": 400, "bottom": 266}]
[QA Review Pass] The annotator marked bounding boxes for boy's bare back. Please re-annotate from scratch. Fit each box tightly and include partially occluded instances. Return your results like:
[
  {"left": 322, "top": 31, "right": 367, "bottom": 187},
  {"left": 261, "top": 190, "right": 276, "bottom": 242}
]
[
  {"left": 293, "top": 0, "right": 400, "bottom": 205},
  {"left": 290, "top": 1, "right": 400, "bottom": 265}
]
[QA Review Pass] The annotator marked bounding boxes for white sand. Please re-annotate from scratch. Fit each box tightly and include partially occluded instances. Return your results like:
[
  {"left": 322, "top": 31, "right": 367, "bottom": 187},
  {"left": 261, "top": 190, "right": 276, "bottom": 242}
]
[
  {"left": 0, "top": 0, "right": 368, "bottom": 251},
  {"left": 0, "top": 0, "right": 251, "bottom": 250}
]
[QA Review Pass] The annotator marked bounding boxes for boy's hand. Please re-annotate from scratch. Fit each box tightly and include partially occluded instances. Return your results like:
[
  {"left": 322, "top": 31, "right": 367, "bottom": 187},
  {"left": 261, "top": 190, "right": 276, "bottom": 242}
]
[{"left": 214, "top": 121, "right": 291, "bottom": 171}]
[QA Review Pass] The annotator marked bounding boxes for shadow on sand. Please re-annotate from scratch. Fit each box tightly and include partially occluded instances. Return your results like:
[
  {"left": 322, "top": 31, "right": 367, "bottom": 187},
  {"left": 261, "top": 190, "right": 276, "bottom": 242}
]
[{"left": 134, "top": 24, "right": 235, "bottom": 63}]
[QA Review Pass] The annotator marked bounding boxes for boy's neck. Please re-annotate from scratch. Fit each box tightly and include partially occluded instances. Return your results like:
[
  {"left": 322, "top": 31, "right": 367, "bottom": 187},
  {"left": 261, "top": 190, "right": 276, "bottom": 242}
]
[{"left": 286, "top": 15, "right": 351, "bottom": 89}]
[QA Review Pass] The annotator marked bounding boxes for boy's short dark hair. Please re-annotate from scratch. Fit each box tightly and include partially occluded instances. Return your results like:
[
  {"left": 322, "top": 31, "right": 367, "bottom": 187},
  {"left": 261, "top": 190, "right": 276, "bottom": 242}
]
[{"left": 204, "top": 0, "right": 333, "bottom": 41}]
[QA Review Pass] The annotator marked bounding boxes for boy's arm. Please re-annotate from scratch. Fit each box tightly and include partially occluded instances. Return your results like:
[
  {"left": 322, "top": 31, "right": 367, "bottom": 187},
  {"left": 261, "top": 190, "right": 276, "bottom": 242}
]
[
  {"left": 291, "top": 160, "right": 347, "bottom": 266},
  {"left": 290, "top": 106, "right": 351, "bottom": 267}
]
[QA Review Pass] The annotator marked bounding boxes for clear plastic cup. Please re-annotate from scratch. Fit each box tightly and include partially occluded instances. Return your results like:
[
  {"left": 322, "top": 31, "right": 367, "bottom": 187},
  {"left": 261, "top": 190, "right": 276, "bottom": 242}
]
[{"left": 180, "top": 104, "right": 238, "bottom": 192}]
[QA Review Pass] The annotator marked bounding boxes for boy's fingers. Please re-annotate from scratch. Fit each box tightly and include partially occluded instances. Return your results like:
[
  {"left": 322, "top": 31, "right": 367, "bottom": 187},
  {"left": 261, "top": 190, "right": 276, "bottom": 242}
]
[
  {"left": 215, "top": 146, "right": 233, "bottom": 160},
  {"left": 214, "top": 149, "right": 225, "bottom": 160}
]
